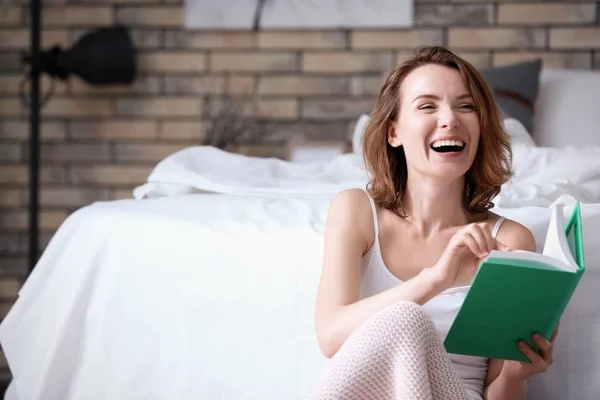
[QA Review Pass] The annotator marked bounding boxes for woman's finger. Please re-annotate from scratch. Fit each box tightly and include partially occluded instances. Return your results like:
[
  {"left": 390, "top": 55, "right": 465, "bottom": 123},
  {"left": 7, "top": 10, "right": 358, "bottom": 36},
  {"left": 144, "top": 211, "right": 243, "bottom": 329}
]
[
  {"left": 471, "top": 223, "right": 493, "bottom": 254},
  {"left": 481, "top": 223, "right": 496, "bottom": 253},
  {"left": 463, "top": 232, "right": 486, "bottom": 258},
  {"left": 466, "top": 224, "right": 487, "bottom": 255},
  {"left": 533, "top": 333, "right": 554, "bottom": 365},
  {"left": 496, "top": 240, "right": 511, "bottom": 252},
  {"left": 518, "top": 340, "right": 548, "bottom": 372},
  {"left": 550, "top": 322, "right": 560, "bottom": 343}
]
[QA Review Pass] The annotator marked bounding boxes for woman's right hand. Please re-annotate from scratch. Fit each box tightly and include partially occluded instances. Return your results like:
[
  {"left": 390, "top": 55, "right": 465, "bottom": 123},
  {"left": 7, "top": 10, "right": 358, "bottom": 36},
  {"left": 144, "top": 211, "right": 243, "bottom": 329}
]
[{"left": 429, "top": 223, "right": 511, "bottom": 291}]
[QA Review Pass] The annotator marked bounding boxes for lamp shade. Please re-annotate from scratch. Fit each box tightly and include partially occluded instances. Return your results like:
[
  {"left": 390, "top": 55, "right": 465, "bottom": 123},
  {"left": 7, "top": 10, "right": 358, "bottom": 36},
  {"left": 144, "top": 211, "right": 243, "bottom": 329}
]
[{"left": 38, "top": 26, "right": 136, "bottom": 85}]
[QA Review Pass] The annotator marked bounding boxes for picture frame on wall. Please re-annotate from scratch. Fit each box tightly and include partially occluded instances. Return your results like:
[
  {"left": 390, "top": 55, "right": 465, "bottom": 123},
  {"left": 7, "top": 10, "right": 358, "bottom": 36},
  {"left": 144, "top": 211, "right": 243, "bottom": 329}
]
[{"left": 184, "top": 0, "right": 413, "bottom": 30}]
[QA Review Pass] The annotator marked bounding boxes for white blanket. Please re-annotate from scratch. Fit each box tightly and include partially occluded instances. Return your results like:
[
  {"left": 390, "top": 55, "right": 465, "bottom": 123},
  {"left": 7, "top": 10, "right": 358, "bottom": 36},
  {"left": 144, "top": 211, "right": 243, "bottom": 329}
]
[
  {"left": 132, "top": 146, "right": 369, "bottom": 199},
  {"left": 132, "top": 144, "right": 600, "bottom": 208},
  {"left": 1, "top": 195, "right": 600, "bottom": 400}
]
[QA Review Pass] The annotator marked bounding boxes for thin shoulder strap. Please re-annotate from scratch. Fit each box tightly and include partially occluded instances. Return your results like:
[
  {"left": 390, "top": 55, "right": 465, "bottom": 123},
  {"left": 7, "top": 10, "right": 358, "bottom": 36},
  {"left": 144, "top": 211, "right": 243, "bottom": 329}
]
[
  {"left": 491, "top": 216, "right": 506, "bottom": 239},
  {"left": 361, "top": 188, "right": 380, "bottom": 236}
]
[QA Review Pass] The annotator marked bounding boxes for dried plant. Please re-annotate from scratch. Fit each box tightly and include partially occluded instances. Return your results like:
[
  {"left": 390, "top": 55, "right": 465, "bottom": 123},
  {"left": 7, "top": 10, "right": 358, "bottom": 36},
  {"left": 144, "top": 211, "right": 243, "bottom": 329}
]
[{"left": 202, "top": 96, "right": 262, "bottom": 151}]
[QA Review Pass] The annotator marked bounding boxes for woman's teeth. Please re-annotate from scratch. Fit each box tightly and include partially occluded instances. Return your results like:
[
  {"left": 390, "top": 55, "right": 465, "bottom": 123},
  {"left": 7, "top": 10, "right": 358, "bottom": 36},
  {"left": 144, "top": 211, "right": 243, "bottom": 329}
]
[
  {"left": 430, "top": 139, "right": 465, "bottom": 153},
  {"left": 431, "top": 139, "right": 465, "bottom": 148}
]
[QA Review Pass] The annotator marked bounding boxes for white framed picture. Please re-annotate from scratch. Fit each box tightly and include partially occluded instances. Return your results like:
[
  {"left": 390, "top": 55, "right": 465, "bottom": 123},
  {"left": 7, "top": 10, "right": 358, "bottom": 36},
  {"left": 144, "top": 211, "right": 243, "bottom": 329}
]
[{"left": 184, "top": 0, "right": 413, "bottom": 30}]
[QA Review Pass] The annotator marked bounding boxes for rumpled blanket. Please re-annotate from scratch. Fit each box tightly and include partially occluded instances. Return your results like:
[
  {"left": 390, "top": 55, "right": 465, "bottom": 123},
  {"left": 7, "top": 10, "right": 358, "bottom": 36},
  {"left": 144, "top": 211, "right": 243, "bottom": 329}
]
[{"left": 131, "top": 145, "right": 600, "bottom": 208}]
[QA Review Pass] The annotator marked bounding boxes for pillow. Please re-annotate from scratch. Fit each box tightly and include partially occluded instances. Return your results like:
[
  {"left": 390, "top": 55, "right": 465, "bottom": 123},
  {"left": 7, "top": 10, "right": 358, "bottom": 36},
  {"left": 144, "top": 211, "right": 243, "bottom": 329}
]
[
  {"left": 532, "top": 68, "right": 600, "bottom": 148},
  {"left": 481, "top": 60, "right": 542, "bottom": 135},
  {"left": 352, "top": 114, "right": 370, "bottom": 153},
  {"left": 503, "top": 118, "right": 536, "bottom": 148}
]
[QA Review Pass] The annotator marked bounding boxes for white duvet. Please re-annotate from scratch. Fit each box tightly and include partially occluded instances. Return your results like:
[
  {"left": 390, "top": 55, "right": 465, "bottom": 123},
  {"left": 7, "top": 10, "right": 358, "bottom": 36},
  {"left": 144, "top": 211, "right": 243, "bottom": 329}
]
[
  {"left": 2, "top": 137, "right": 600, "bottom": 400},
  {"left": 132, "top": 139, "right": 600, "bottom": 208}
]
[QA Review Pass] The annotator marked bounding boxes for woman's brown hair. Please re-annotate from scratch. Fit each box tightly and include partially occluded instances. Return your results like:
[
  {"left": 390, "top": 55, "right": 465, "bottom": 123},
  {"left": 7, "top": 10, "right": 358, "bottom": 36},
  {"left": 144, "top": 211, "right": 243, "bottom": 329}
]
[{"left": 361, "top": 45, "right": 513, "bottom": 217}]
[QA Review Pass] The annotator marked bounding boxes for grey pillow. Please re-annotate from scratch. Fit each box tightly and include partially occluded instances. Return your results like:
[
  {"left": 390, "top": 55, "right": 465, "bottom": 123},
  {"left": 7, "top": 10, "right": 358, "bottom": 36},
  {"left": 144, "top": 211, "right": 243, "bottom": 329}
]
[{"left": 481, "top": 59, "right": 542, "bottom": 134}]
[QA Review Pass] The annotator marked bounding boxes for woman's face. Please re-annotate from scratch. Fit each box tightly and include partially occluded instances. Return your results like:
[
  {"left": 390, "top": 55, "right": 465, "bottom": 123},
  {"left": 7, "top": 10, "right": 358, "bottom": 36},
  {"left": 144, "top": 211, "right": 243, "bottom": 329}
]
[{"left": 388, "top": 64, "right": 480, "bottom": 181}]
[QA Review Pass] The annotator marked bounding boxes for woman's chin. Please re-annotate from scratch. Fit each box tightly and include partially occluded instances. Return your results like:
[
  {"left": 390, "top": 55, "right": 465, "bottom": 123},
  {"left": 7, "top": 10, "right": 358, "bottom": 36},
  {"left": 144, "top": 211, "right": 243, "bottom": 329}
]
[
  {"left": 428, "top": 150, "right": 475, "bottom": 170},
  {"left": 428, "top": 164, "right": 471, "bottom": 180}
]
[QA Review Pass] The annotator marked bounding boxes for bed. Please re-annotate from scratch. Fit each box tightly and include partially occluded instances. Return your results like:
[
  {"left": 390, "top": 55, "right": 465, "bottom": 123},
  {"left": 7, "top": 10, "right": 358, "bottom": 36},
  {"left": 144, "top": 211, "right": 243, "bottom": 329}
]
[{"left": 1, "top": 67, "right": 600, "bottom": 400}]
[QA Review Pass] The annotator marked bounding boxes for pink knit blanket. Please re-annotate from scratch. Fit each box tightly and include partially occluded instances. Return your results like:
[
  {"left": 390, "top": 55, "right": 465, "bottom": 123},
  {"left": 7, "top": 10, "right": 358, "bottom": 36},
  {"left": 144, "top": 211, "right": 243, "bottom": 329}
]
[{"left": 310, "top": 301, "right": 470, "bottom": 400}]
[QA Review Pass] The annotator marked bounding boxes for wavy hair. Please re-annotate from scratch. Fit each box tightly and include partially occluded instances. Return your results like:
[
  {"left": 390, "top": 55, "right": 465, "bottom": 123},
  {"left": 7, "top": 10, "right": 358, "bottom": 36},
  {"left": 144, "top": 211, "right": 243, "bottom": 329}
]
[{"left": 361, "top": 45, "right": 513, "bottom": 217}]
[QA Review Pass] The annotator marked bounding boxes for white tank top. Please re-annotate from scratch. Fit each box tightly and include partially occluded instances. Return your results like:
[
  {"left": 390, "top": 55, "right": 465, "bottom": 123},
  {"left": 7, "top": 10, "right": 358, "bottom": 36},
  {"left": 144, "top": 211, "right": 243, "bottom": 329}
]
[{"left": 358, "top": 190, "right": 506, "bottom": 400}]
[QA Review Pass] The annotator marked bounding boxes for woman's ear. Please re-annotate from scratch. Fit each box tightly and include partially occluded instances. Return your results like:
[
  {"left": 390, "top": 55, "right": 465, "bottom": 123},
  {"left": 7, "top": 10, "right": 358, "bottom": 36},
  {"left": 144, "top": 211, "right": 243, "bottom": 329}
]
[{"left": 387, "top": 119, "right": 402, "bottom": 147}]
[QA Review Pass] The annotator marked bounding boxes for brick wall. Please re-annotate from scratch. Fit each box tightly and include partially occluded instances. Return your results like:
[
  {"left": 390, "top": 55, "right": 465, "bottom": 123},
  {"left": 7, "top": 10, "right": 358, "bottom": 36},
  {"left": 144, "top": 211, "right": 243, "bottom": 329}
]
[{"left": 0, "top": 0, "right": 599, "bottom": 379}]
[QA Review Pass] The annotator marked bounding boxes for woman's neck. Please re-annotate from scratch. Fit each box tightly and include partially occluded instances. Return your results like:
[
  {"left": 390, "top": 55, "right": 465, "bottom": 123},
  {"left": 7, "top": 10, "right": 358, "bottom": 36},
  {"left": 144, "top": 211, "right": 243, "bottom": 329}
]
[{"left": 401, "top": 175, "right": 472, "bottom": 238}]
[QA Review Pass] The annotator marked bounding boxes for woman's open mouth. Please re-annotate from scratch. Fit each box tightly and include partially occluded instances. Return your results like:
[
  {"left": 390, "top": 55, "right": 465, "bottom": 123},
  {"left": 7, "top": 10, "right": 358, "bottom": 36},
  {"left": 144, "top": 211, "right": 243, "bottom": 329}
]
[{"left": 430, "top": 139, "right": 465, "bottom": 154}]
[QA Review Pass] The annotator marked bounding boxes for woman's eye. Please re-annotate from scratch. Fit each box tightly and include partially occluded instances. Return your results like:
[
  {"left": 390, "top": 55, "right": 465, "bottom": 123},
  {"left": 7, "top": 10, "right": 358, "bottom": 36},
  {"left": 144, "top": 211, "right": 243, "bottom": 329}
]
[
  {"left": 461, "top": 104, "right": 476, "bottom": 110},
  {"left": 419, "top": 104, "right": 434, "bottom": 110}
]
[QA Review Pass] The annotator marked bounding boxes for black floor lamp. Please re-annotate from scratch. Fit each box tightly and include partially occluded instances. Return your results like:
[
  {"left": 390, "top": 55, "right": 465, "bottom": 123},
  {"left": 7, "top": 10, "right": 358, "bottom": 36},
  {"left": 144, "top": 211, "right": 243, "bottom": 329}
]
[{"left": 22, "top": 0, "right": 136, "bottom": 272}]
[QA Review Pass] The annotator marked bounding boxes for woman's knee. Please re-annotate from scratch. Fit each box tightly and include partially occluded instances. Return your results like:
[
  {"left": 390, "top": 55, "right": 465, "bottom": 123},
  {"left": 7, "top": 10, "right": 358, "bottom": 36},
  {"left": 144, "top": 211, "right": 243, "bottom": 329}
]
[
  {"left": 376, "top": 301, "right": 433, "bottom": 326},
  {"left": 358, "top": 301, "right": 436, "bottom": 342}
]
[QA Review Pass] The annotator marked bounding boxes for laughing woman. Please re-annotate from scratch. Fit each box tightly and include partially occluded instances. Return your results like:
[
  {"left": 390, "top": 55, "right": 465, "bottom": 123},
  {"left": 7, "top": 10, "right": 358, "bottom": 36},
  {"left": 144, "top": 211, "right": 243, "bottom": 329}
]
[{"left": 311, "top": 46, "right": 558, "bottom": 400}]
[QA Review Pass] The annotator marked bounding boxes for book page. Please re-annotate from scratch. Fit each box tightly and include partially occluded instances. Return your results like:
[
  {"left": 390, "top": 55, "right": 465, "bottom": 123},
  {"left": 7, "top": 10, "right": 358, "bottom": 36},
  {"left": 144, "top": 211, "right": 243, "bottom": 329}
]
[
  {"left": 542, "top": 204, "right": 578, "bottom": 272},
  {"left": 486, "top": 250, "right": 574, "bottom": 272}
]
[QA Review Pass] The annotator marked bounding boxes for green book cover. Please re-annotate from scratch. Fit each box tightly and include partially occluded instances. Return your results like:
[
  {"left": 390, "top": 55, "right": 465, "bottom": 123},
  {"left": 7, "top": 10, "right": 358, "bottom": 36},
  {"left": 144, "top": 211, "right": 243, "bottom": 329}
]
[{"left": 443, "top": 202, "right": 585, "bottom": 362}]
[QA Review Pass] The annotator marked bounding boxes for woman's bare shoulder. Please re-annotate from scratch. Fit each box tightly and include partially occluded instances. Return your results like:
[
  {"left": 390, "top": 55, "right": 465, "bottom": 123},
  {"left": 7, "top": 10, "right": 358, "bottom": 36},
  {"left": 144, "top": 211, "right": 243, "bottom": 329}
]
[
  {"left": 489, "top": 211, "right": 537, "bottom": 252},
  {"left": 328, "top": 188, "right": 374, "bottom": 227},
  {"left": 331, "top": 188, "right": 378, "bottom": 207},
  {"left": 326, "top": 189, "right": 377, "bottom": 252}
]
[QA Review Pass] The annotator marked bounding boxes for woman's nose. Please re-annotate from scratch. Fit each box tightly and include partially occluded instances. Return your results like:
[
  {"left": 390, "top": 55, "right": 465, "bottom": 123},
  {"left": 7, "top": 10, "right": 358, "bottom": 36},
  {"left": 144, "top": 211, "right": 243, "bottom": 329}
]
[{"left": 437, "top": 108, "right": 460, "bottom": 129}]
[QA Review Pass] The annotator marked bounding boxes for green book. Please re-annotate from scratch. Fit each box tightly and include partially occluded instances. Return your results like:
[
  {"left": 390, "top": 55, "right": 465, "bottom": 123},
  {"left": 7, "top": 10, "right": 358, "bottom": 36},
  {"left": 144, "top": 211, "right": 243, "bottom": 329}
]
[{"left": 443, "top": 202, "right": 585, "bottom": 362}]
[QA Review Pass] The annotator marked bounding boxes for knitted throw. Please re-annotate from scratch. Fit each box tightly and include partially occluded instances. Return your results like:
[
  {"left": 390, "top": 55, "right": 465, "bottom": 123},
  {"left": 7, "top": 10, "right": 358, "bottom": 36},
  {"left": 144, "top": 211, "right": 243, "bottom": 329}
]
[{"left": 310, "top": 301, "right": 470, "bottom": 400}]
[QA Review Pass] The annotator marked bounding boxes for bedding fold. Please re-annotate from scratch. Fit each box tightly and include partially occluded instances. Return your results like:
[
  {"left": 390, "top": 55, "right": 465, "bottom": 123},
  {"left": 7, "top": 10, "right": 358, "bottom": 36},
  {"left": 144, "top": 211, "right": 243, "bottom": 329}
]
[{"left": 132, "top": 145, "right": 600, "bottom": 208}]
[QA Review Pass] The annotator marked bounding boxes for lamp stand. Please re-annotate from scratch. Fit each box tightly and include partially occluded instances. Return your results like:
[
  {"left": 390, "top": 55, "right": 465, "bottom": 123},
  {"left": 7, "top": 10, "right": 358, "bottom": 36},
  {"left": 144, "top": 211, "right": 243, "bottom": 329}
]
[{"left": 28, "top": 0, "right": 41, "bottom": 272}]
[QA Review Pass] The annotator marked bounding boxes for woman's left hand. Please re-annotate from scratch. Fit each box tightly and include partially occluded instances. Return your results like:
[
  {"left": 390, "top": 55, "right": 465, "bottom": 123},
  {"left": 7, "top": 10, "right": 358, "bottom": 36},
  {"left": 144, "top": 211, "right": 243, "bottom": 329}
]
[{"left": 500, "top": 323, "right": 560, "bottom": 382}]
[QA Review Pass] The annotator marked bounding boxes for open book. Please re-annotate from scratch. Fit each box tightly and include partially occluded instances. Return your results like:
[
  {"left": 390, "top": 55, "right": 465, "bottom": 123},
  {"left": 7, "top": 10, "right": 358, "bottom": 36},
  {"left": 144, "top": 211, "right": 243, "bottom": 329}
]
[{"left": 444, "top": 202, "right": 585, "bottom": 362}]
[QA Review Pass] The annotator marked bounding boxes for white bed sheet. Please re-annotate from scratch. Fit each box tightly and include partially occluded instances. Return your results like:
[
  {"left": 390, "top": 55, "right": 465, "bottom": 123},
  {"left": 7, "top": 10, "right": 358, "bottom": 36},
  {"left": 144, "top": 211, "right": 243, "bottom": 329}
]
[
  {"left": 1, "top": 195, "right": 332, "bottom": 400},
  {"left": 0, "top": 194, "right": 599, "bottom": 400}
]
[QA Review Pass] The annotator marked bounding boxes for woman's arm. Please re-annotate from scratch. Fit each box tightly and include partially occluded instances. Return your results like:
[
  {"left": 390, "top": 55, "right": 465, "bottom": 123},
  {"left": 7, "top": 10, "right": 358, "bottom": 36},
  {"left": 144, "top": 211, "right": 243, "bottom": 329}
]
[
  {"left": 484, "top": 359, "right": 527, "bottom": 400},
  {"left": 314, "top": 189, "right": 444, "bottom": 358}
]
